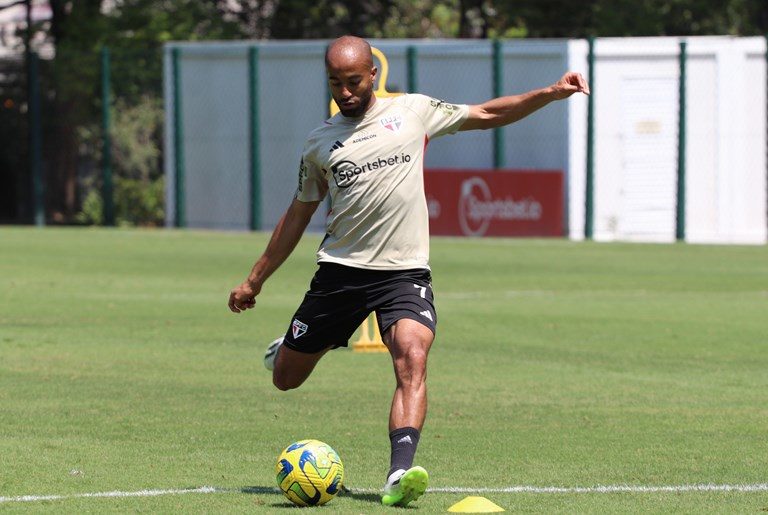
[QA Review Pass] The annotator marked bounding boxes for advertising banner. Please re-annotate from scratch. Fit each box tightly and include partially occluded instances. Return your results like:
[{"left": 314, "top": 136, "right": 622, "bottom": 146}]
[{"left": 424, "top": 169, "right": 564, "bottom": 237}]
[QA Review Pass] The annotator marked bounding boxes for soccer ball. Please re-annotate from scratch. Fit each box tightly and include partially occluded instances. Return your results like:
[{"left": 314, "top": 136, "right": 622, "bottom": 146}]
[{"left": 275, "top": 439, "right": 344, "bottom": 506}]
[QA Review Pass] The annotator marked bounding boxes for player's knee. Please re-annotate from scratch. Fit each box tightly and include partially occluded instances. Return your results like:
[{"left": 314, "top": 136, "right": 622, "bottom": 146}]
[
  {"left": 272, "top": 371, "right": 303, "bottom": 391},
  {"left": 405, "top": 346, "right": 428, "bottom": 368},
  {"left": 394, "top": 345, "right": 429, "bottom": 383},
  {"left": 395, "top": 337, "right": 428, "bottom": 364}
]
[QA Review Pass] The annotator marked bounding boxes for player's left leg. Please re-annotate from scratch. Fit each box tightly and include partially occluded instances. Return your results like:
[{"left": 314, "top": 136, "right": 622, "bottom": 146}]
[
  {"left": 381, "top": 318, "right": 433, "bottom": 506},
  {"left": 383, "top": 318, "right": 434, "bottom": 431}
]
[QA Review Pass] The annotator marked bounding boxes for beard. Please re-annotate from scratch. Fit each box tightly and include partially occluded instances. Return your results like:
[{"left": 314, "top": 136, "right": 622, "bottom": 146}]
[{"left": 337, "top": 87, "right": 374, "bottom": 118}]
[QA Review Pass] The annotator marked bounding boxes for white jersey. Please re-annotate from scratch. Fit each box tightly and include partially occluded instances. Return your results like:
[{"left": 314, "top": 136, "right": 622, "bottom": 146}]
[{"left": 295, "top": 94, "right": 469, "bottom": 270}]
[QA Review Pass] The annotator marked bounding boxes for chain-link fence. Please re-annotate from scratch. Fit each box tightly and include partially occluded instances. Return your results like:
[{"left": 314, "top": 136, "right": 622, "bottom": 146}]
[
  {"left": 3, "top": 37, "right": 767, "bottom": 243},
  {"left": 164, "top": 39, "right": 572, "bottom": 235},
  {"left": 164, "top": 37, "right": 767, "bottom": 243}
]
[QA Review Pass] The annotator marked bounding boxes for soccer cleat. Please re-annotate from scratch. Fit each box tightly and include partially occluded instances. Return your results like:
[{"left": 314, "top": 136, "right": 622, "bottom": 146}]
[
  {"left": 381, "top": 466, "right": 428, "bottom": 507},
  {"left": 264, "top": 336, "right": 284, "bottom": 371}
]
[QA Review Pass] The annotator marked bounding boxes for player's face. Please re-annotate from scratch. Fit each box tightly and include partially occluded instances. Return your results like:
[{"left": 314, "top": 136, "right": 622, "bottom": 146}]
[{"left": 327, "top": 60, "right": 376, "bottom": 118}]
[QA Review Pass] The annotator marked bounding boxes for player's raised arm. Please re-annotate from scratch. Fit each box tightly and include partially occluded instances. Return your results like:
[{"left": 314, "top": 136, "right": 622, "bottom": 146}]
[
  {"left": 228, "top": 198, "right": 321, "bottom": 313},
  {"left": 459, "top": 71, "right": 589, "bottom": 131}
]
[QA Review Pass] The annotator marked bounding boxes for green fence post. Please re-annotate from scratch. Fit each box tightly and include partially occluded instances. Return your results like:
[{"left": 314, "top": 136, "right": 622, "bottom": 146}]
[
  {"left": 172, "top": 47, "right": 185, "bottom": 228},
  {"left": 101, "top": 46, "right": 114, "bottom": 226},
  {"left": 584, "top": 37, "right": 596, "bottom": 240},
  {"left": 492, "top": 39, "right": 504, "bottom": 168},
  {"left": 676, "top": 40, "right": 687, "bottom": 242},
  {"left": 29, "top": 51, "right": 43, "bottom": 226},
  {"left": 407, "top": 46, "right": 417, "bottom": 93},
  {"left": 248, "top": 46, "right": 261, "bottom": 231}
]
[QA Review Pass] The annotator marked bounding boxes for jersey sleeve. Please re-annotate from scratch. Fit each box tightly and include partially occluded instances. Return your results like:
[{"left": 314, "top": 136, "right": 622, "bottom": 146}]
[
  {"left": 404, "top": 93, "right": 469, "bottom": 139},
  {"left": 294, "top": 142, "right": 327, "bottom": 202}
]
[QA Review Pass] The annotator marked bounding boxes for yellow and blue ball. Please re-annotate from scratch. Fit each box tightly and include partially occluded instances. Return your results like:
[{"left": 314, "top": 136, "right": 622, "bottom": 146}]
[{"left": 275, "top": 439, "right": 344, "bottom": 506}]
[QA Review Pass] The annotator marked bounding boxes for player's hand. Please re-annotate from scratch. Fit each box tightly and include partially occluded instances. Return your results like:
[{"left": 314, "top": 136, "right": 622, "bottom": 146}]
[
  {"left": 228, "top": 281, "right": 260, "bottom": 313},
  {"left": 552, "top": 71, "right": 590, "bottom": 99}
]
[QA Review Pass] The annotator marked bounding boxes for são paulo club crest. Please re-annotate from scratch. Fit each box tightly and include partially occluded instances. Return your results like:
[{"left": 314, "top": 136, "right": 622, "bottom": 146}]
[
  {"left": 292, "top": 319, "right": 308, "bottom": 339},
  {"left": 380, "top": 114, "right": 403, "bottom": 133}
]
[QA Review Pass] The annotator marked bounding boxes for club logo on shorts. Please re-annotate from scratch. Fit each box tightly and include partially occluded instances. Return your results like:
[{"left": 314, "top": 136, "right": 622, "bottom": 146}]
[
  {"left": 292, "top": 319, "right": 308, "bottom": 339},
  {"left": 380, "top": 114, "right": 403, "bottom": 133}
]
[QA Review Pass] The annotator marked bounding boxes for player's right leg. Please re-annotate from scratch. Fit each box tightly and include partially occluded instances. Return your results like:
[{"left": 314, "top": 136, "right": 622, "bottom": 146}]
[
  {"left": 271, "top": 344, "right": 329, "bottom": 391},
  {"left": 370, "top": 268, "right": 436, "bottom": 507},
  {"left": 267, "top": 263, "right": 369, "bottom": 391},
  {"left": 378, "top": 318, "right": 434, "bottom": 506}
]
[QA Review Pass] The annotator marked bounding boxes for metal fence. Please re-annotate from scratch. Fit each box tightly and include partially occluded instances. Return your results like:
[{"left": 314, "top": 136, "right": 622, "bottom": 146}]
[
  {"left": 162, "top": 37, "right": 768, "bottom": 243},
  {"left": 163, "top": 39, "right": 577, "bottom": 234},
  {"left": 2, "top": 37, "right": 767, "bottom": 244}
]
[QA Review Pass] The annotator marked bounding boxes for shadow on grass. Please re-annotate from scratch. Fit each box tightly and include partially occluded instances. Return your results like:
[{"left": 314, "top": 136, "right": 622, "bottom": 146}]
[
  {"left": 238, "top": 486, "right": 294, "bottom": 509},
  {"left": 238, "top": 485, "right": 384, "bottom": 506},
  {"left": 339, "top": 487, "right": 382, "bottom": 504}
]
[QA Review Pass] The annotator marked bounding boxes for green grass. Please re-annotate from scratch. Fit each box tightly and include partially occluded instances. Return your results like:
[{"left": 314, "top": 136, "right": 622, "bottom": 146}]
[{"left": 1, "top": 227, "right": 767, "bottom": 513}]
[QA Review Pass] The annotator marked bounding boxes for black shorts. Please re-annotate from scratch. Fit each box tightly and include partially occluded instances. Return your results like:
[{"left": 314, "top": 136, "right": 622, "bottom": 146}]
[{"left": 282, "top": 263, "right": 437, "bottom": 354}]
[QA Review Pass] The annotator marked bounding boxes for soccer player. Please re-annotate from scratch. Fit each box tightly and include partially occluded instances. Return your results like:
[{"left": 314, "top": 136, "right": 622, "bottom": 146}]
[{"left": 229, "top": 35, "right": 589, "bottom": 507}]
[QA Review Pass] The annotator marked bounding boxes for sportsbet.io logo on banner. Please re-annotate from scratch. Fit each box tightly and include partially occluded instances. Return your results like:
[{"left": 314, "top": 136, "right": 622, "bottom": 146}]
[{"left": 424, "top": 169, "right": 564, "bottom": 237}]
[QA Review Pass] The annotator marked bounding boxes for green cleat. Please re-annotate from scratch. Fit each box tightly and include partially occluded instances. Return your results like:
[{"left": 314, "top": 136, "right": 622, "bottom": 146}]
[{"left": 381, "top": 466, "right": 429, "bottom": 507}]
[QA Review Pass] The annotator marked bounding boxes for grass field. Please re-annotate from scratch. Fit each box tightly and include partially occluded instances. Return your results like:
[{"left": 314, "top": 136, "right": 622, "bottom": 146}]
[{"left": 1, "top": 227, "right": 767, "bottom": 513}]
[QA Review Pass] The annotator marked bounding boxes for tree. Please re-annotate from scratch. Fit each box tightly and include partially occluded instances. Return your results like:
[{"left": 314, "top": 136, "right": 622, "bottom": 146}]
[
  {"left": 490, "top": 0, "right": 768, "bottom": 38},
  {"left": 215, "top": 0, "right": 462, "bottom": 39},
  {"left": 39, "top": 0, "right": 240, "bottom": 222}
]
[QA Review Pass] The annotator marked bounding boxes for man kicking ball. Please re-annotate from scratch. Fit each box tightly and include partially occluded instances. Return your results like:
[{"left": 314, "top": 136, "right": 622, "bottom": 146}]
[{"left": 229, "top": 35, "right": 589, "bottom": 507}]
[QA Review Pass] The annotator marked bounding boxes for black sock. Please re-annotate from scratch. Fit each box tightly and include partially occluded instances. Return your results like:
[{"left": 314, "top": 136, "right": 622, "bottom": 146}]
[{"left": 387, "top": 427, "right": 421, "bottom": 479}]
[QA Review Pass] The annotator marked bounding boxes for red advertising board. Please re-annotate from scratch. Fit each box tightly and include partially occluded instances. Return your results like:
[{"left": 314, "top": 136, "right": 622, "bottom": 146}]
[{"left": 424, "top": 169, "right": 563, "bottom": 237}]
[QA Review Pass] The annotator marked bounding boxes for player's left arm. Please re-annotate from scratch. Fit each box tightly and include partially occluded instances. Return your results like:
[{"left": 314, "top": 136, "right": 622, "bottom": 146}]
[{"left": 459, "top": 71, "right": 589, "bottom": 131}]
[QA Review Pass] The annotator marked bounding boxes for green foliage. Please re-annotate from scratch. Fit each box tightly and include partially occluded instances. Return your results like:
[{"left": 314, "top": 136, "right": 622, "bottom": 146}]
[
  {"left": 489, "top": 0, "right": 768, "bottom": 38},
  {"left": 114, "top": 175, "right": 165, "bottom": 226},
  {"left": 216, "top": 0, "right": 768, "bottom": 39},
  {"left": 377, "top": 0, "right": 461, "bottom": 38},
  {"left": 110, "top": 95, "right": 164, "bottom": 226},
  {"left": 111, "top": 95, "right": 162, "bottom": 183},
  {"left": 75, "top": 174, "right": 165, "bottom": 227},
  {"left": 75, "top": 95, "right": 164, "bottom": 226},
  {"left": 75, "top": 188, "right": 104, "bottom": 225}
]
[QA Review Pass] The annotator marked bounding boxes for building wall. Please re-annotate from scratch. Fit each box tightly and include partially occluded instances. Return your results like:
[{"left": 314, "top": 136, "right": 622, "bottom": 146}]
[{"left": 579, "top": 36, "right": 767, "bottom": 244}]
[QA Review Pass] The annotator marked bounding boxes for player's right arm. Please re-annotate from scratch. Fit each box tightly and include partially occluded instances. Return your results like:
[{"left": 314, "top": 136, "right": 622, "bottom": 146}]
[{"left": 228, "top": 198, "right": 321, "bottom": 313}]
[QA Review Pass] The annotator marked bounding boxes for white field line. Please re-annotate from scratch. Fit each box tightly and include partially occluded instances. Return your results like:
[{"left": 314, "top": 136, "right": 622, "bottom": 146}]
[
  {"left": 2, "top": 483, "right": 768, "bottom": 504},
  {"left": 421, "top": 484, "right": 768, "bottom": 494},
  {"left": 0, "top": 486, "right": 220, "bottom": 503},
  {"left": 439, "top": 290, "right": 768, "bottom": 300}
]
